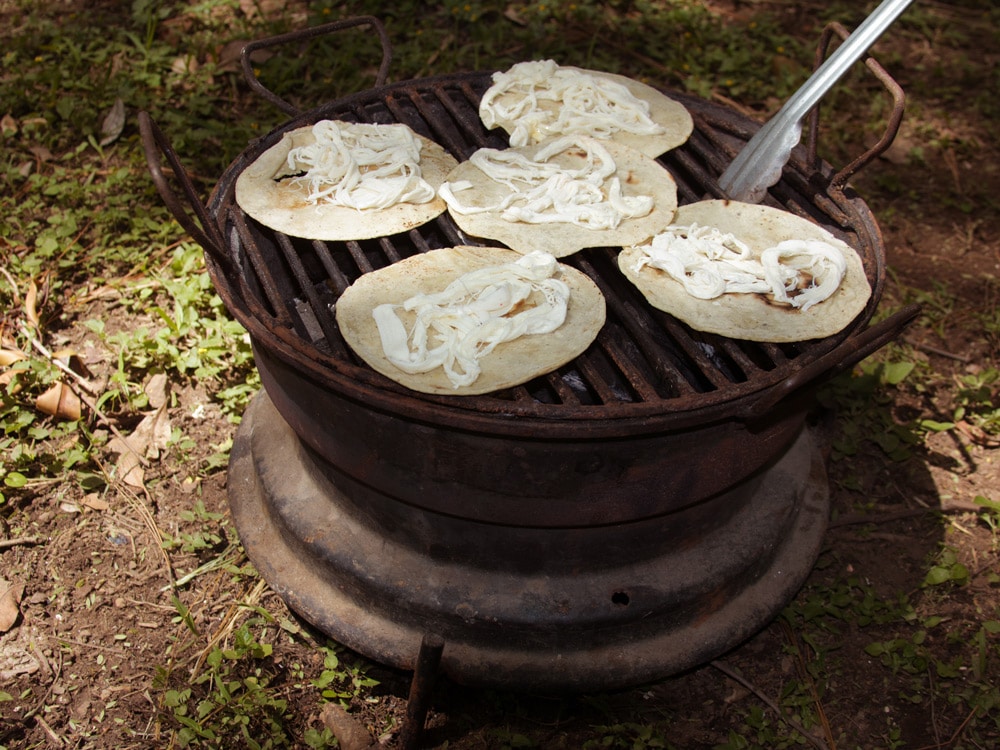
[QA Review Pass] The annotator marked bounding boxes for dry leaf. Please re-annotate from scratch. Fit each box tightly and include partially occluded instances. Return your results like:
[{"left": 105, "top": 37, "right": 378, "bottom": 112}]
[
  {"left": 0, "top": 113, "right": 17, "bottom": 137},
  {"left": 0, "top": 578, "right": 24, "bottom": 633},
  {"left": 35, "top": 381, "right": 82, "bottom": 420},
  {"left": 99, "top": 97, "right": 126, "bottom": 147},
  {"left": 82, "top": 494, "right": 110, "bottom": 511},
  {"left": 24, "top": 280, "right": 39, "bottom": 330},
  {"left": 0, "top": 348, "right": 26, "bottom": 366},
  {"left": 0, "top": 370, "right": 20, "bottom": 394},
  {"left": 170, "top": 55, "right": 199, "bottom": 76},
  {"left": 214, "top": 39, "right": 249, "bottom": 73},
  {"left": 28, "top": 144, "right": 53, "bottom": 162},
  {"left": 135, "top": 403, "right": 172, "bottom": 460},
  {"left": 179, "top": 476, "right": 201, "bottom": 494},
  {"left": 144, "top": 373, "right": 169, "bottom": 409},
  {"left": 108, "top": 403, "right": 172, "bottom": 488},
  {"left": 108, "top": 436, "right": 144, "bottom": 488}
]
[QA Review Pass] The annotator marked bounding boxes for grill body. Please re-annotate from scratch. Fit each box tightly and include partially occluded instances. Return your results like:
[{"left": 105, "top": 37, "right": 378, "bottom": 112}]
[{"left": 175, "top": 72, "right": 911, "bottom": 689}]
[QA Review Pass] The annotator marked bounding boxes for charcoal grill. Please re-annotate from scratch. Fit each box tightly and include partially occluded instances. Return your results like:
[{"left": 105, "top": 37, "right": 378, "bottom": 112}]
[{"left": 142, "top": 17, "right": 918, "bottom": 693}]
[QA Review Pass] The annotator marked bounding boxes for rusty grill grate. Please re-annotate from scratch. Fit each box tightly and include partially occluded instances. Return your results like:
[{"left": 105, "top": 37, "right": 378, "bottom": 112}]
[{"left": 204, "top": 72, "right": 884, "bottom": 423}]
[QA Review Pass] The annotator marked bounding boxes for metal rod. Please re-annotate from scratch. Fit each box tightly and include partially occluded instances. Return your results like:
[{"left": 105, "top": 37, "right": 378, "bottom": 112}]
[
  {"left": 717, "top": 0, "right": 913, "bottom": 202},
  {"left": 399, "top": 634, "right": 445, "bottom": 750}
]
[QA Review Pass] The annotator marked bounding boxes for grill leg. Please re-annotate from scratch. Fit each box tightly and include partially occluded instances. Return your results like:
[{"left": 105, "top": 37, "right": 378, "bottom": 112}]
[{"left": 399, "top": 633, "right": 445, "bottom": 750}]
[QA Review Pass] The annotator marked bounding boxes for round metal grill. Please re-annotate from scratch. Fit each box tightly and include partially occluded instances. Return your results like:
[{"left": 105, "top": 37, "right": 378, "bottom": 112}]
[{"left": 201, "top": 73, "right": 895, "bottom": 438}]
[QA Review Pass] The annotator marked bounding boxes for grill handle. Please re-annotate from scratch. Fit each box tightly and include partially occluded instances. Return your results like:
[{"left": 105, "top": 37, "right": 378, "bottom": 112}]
[
  {"left": 719, "top": 3, "right": 909, "bottom": 202},
  {"left": 240, "top": 16, "right": 393, "bottom": 117},
  {"left": 138, "top": 111, "right": 227, "bottom": 263},
  {"left": 739, "top": 302, "right": 922, "bottom": 422},
  {"left": 806, "top": 21, "right": 906, "bottom": 191}
]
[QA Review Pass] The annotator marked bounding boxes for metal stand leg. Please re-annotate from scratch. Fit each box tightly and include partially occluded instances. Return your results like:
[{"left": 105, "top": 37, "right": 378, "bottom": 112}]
[{"left": 399, "top": 634, "right": 445, "bottom": 750}]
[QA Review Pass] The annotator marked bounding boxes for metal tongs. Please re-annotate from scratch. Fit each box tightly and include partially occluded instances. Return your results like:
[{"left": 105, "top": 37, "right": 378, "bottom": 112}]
[{"left": 718, "top": 0, "right": 914, "bottom": 203}]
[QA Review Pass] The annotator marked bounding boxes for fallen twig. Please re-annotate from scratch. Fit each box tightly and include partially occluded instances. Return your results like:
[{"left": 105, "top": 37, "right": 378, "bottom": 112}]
[
  {"left": 54, "top": 636, "right": 130, "bottom": 657},
  {"left": 34, "top": 715, "right": 65, "bottom": 747},
  {"left": 902, "top": 335, "right": 971, "bottom": 363},
  {"left": 19, "top": 323, "right": 98, "bottom": 395},
  {"left": 912, "top": 705, "right": 978, "bottom": 750},
  {"left": 93, "top": 455, "right": 176, "bottom": 587},
  {"left": 161, "top": 543, "right": 242, "bottom": 591},
  {"left": 829, "top": 497, "right": 1000, "bottom": 530},
  {"left": 0, "top": 535, "right": 42, "bottom": 550},
  {"left": 780, "top": 619, "right": 837, "bottom": 749},
  {"left": 189, "top": 577, "right": 268, "bottom": 678},
  {"left": 829, "top": 507, "right": 933, "bottom": 528},
  {"left": 710, "top": 659, "right": 831, "bottom": 750}
]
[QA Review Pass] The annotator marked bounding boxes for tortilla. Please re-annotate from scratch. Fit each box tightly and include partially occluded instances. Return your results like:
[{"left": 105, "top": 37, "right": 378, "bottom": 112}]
[
  {"left": 440, "top": 137, "right": 678, "bottom": 258},
  {"left": 479, "top": 60, "right": 693, "bottom": 157},
  {"left": 617, "top": 200, "right": 872, "bottom": 342},
  {"left": 335, "top": 246, "right": 606, "bottom": 395},
  {"left": 235, "top": 120, "right": 458, "bottom": 241}
]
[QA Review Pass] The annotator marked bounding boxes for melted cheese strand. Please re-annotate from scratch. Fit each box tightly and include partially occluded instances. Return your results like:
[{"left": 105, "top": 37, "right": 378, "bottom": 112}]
[
  {"left": 372, "top": 251, "right": 570, "bottom": 388},
  {"left": 760, "top": 240, "right": 848, "bottom": 311},
  {"left": 480, "top": 60, "right": 666, "bottom": 146},
  {"left": 439, "top": 136, "right": 653, "bottom": 230},
  {"left": 633, "top": 224, "right": 847, "bottom": 310},
  {"left": 284, "top": 120, "right": 436, "bottom": 210}
]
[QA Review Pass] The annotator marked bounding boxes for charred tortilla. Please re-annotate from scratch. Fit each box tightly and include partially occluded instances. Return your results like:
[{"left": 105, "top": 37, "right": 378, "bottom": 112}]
[
  {"left": 235, "top": 120, "right": 458, "bottom": 241},
  {"left": 440, "top": 137, "right": 678, "bottom": 257},
  {"left": 618, "top": 200, "right": 872, "bottom": 342},
  {"left": 335, "top": 246, "right": 606, "bottom": 395},
  {"left": 480, "top": 60, "right": 693, "bottom": 158}
]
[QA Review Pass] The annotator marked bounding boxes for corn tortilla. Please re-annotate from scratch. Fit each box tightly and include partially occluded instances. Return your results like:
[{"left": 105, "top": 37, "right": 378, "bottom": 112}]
[
  {"left": 335, "top": 246, "right": 606, "bottom": 395},
  {"left": 442, "top": 138, "right": 678, "bottom": 258},
  {"left": 235, "top": 122, "right": 458, "bottom": 241},
  {"left": 618, "top": 200, "right": 872, "bottom": 342},
  {"left": 481, "top": 63, "right": 693, "bottom": 158}
]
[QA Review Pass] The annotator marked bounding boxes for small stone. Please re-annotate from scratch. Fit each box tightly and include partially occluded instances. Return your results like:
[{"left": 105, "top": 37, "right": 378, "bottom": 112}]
[{"left": 320, "top": 703, "right": 375, "bottom": 750}]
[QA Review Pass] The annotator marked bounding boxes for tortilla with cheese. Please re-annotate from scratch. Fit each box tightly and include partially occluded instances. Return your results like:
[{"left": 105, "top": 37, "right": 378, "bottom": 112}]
[
  {"left": 235, "top": 120, "right": 458, "bottom": 241},
  {"left": 479, "top": 60, "right": 693, "bottom": 157},
  {"left": 618, "top": 200, "right": 872, "bottom": 342},
  {"left": 439, "top": 136, "right": 678, "bottom": 257},
  {"left": 335, "top": 246, "right": 606, "bottom": 395}
]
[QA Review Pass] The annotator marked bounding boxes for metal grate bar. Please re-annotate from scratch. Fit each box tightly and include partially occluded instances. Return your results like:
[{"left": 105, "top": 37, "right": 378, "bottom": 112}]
[
  {"left": 573, "top": 347, "right": 630, "bottom": 404},
  {"left": 595, "top": 331, "right": 666, "bottom": 403},
  {"left": 311, "top": 239, "right": 352, "bottom": 296},
  {"left": 345, "top": 240, "right": 376, "bottom": 275},
  {"left": 231, "top": 208, "right": 294, "bottom": 327},
  {"left": 573, "top": 254, "right": 730, "bottom": 396},
  {"left": 378, "top": 235, "right": 405, "bottom": 264},
  {"left": 542, "top": 370, "right": 584, "bottom": 405},
  {"left": 274, "top": 231, "right": 342, "bottom": 346},
  {"left": 655, "top": 313, "right": 743, "bottom": 390}
]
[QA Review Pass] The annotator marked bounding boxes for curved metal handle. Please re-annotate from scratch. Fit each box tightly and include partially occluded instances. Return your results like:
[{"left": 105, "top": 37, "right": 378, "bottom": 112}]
[
  {"left": 738, "top": 302, "right": 922, "bottom": 422},
  {"left": 718, "top": 0, "right": 911, "bottom": 202},
  {"left": 240, "top": 16, "right": 393, "bottom": 117},
  {"left": 138, "top": 111, "right": 228, "bottom": 264},
  {"left": 806, "top": 21, "right": 906, "bottom": 189}
]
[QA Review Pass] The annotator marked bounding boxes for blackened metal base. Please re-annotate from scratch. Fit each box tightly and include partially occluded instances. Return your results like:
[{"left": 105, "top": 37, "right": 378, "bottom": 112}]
[{"left": 228, "top": 391, "right": 829, "bottom": 692}]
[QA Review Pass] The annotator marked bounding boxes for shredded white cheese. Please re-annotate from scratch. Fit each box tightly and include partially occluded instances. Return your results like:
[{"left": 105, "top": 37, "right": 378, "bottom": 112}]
[
  {"left": 633, "top": 224, "right": 847, "bottom": 311},
  {"left": 480, "top": 59, "right": 666, "bottom": 146},
  {"left": 283, "top": 120, "right": 436, "bottom": 210},
  {"left": 439, "top": 136, "right": 653, "bottom": 230},
  {"left": 372, "top": 251, "right": 570, "bottom": 388}
]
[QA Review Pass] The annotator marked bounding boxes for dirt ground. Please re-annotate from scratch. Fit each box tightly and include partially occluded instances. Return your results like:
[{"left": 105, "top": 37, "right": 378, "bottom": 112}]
[{"left": 2, "top": 1, "right": 999, "bottom": 749}]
